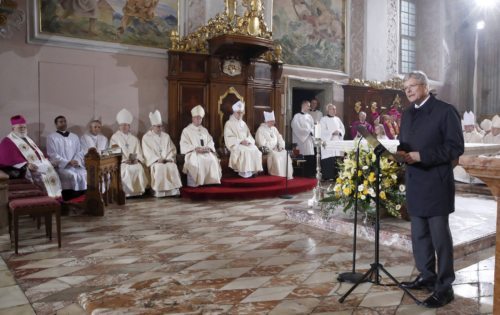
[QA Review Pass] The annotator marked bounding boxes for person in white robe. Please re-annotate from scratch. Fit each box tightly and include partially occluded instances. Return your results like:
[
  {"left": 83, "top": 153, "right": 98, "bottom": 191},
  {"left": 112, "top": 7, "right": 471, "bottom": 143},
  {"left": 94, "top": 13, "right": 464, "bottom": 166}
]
[
  {"left": 309, "top": 98, "right": 323, "bottom": 123},
  {"left": 80, "top": 119, "right": 109, "bottom": 155},
  {"left": 0, "top": 115, "right": 62, "bottom": 198},
  {"left": 110, "top": 109, "right": 149, "bottom": 197},
  {"left": 291, "top": 100, "right": 315, "bottom": 177},
  {"left": 462, "top": 111, "right": 483, "bottom": 143},
  {"left": 256, "top": 111, "right": 293, "bottom": 179},
  {"left": 46, "top": 115, "right": 87, "bottom": 200},
  {"left": 142, "top": 110, "right": 182, "bottom": 196},
  {"left": 320, "top": 104, "right": 345, "bottom": 180},
  {"left": 224, "top": 101, "right": 263, "bottom": 178},
  {"left": 483, "top": 115, "right": 500, "bottom": 144},
  {"left": 480, "top": 119, "right": 491, "bottom": 138},
  {"left": 180, "top": 105, "right": 222, "bottom": 187}
]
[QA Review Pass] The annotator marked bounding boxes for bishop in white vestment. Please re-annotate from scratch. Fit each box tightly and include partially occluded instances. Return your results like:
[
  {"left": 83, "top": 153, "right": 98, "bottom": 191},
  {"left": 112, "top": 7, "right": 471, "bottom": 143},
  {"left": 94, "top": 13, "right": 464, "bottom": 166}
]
[
  {"left": 483, "top": 115, "right": 500, "bottom": 144},
  {"left": 256, "top": 111, "right": 293, "bottom": 179},
  {"left": 110, "top": 109, "right": 149, "bottom": 197},
  {"left": 224, "top": 101, "right": 263, "bottom": 178},
  {"left": 180, "top": 105, "right": 222, "bottom": 187},
  {"left": 142, "top": 110, "right": 182, "bottom": 197},
  {"left": 46, "top": 115, "right": 87, "bottom": 200},
  {"left": 291, "top": 100, "right": 315, "bottom": 177},
  {"left": 320, "top": 104, "right": 345, "bottom": 180},
  {"left": 80, "top": 119, "right": 109, "bottom": 154},
  {"left": 454, "top": 111, "right": 483, "bottom": 184}
]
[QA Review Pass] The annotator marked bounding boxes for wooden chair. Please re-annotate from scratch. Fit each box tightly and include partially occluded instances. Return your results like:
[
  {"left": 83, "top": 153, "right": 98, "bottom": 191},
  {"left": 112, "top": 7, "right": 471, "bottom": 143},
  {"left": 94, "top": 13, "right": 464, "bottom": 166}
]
[{"left": 8, "top": 196, "right": 61, "bottom": 254}]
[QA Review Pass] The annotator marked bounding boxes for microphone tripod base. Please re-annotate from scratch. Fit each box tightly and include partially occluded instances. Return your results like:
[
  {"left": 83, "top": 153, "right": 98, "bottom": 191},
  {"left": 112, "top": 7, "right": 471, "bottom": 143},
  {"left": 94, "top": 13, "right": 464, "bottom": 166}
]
[
  {"left": 337, "top": 272, "right": 367, "bottom": 283},
  {"left": 279, "top": 194, "right": 293, "bottom": 199}
]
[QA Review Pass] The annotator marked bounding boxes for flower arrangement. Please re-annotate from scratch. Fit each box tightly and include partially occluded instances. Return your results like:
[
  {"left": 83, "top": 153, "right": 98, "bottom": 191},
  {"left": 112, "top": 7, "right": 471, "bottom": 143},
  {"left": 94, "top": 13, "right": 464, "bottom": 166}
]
[{"left": 321, "top": 147, "right": 406, "bottom": 220}]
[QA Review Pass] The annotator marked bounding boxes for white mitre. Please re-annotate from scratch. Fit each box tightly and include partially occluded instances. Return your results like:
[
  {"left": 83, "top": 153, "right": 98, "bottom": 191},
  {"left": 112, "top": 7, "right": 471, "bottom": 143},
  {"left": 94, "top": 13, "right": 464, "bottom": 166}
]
[
  {"left": 116, "top": 109, "right": 133, "bottom": 124},
  {"left": 191, "top": 105, "right": 205, "bottom": 118},
  {"left": 264, "top": 111, "right": 275, "bottom": 122},
  {"left": 232, "top": 100, "right": 245, "bottom": 112},
  {"left": 463, "top": 111, "right": 475, "bottom": 126},
  {"left": 480, "top": 119, "right": 492, "bottom": 132},
  {"left": 492, "top": 115, "right": 500, "bottom": 128},
  {"left": 149, "top": 110, "right": 162, "bottom": 125}
]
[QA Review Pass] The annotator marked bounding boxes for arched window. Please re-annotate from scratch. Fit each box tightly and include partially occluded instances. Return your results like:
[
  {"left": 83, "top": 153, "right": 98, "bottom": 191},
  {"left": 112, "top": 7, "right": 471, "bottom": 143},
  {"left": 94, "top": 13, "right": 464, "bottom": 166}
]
[{"left": 400, "top": 0, "right": 417, "bottom": 74}]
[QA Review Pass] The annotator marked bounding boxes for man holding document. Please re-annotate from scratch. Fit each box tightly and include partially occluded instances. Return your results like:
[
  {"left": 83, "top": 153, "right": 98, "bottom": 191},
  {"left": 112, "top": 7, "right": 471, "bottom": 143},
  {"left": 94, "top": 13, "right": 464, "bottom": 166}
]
[
  {"left": 0, "top": 115, "right": 62, "bottom": 197},
  {"left": 397, "top": 71, "right": 464, "bottom": 308}
]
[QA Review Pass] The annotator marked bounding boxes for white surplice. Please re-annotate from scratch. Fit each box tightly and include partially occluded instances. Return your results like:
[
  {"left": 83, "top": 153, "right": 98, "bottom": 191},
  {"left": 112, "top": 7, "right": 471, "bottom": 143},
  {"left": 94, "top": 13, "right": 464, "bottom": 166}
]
[
  {"left": 110, "top": 130, "right": 149, "bottom": 197},
  {"left": 320, "top": 115, "right": 345, "bottom": 159},
  {"left": 224, "top": 115, "right": 263, "bottom": 174},
  {"left": 180, "top": 124, "right": 221, "bottom": 187},
  {"left": 291, "top": 112, "right": 315, "bottom": 155},
  {"left": 255, "top": 123, "right": 293, "bottom": 179},
  {"left": 142, "top": 130, "right": 182, "bottom": 196},
  {"left": 46, "top": 131, "right": 87, "bottom": 191},
  {"left": 80, "top": 133, "right": 109, "bottom": 155}
]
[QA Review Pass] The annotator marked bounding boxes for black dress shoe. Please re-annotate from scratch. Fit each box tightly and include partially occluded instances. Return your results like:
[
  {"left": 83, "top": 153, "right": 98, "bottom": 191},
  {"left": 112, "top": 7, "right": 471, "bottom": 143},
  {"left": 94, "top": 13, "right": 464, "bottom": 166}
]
[
  {"left": 422, "top": 288, "right": 454, "bottom": 308},
  {"left": 400, "top": 275, "right": 435, "bottom": 292}
]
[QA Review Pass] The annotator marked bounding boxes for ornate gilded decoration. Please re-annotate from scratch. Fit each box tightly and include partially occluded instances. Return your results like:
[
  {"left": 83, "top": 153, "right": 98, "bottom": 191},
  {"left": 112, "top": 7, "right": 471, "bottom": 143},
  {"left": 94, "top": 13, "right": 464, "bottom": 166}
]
[
  {"left": 222, "top": 58, "right": 242, "bottom": 76},
  {"left": 348, "top": 77, "right": 404, "bottom": 90},
  {"left": 170, "top": 0, "right": 280, "bottom": 61}
]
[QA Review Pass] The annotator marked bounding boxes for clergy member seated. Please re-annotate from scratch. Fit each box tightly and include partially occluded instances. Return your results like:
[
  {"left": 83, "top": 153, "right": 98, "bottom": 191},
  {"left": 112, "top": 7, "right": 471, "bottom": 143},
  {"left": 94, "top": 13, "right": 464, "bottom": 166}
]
[
  {"left": 483, "top": 115, "right": 500, "bottom": 144},
  {"left": 0, "top": 115, "right": 62, "bottom": 197},
  {"left": 224, "top": 101, "right": 263, "bottom": 178},
  {"left": 350, "top": 111, "right": 373, "bottom": 139},
  {"left": 180, "top": 105, "right": 222, "bottom": 187},
  {"left": 80, "top": 119, "right": 109, "bottom": 154},
  {"left": 47, "top": 115, "right": 87, "bottom": 200},
  {"left": 291, "top": 100, "right": 315, "bottom": 177},
  {"left": 320, "top": 104, "right": 345, "bottom": 180},
  {"left": 462, "top": 111, "right": 483, "bottom": 143},
  {"left": 255, "top": 111, "right": 293, "bottom": 179},
  {"left": 142, "top": 110, "right": 182, "bottom": 197},
  {"left": 110, "top": 109, "right": 149, "bottom": 197}
]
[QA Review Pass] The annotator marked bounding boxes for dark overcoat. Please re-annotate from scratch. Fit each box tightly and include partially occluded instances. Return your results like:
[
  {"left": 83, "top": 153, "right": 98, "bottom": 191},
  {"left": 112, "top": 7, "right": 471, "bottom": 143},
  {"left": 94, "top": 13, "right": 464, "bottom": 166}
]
[{"left": 398, "top": 95, "right": 464, "bottom": 217}]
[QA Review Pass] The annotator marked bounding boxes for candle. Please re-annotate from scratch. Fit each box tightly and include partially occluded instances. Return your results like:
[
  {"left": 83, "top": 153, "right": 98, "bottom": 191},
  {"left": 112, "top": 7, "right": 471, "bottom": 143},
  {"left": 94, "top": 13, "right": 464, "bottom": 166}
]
[{"left": 314, "top": 123, "right": 321, "bottom": 139}]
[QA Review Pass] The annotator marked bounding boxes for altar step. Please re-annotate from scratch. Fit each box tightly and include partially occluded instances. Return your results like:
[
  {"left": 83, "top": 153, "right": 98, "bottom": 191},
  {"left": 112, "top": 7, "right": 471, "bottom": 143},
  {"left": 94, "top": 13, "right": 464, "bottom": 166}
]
[
  {"left": 181, "top": 175, "right": 316, "bottom": 200},
  {"left": 284, "top": 194, "right": 497, "bottom": 260},
  {"left": 455, "top": 182, "right": 492, "bottom": 196}
]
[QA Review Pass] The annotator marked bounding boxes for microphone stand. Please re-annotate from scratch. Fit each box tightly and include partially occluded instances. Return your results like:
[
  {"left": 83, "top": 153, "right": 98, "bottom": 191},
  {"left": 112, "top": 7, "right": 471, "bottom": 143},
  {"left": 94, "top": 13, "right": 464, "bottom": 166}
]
[{"left": 337, "top": 134, "right": 365, "bottom": 283}]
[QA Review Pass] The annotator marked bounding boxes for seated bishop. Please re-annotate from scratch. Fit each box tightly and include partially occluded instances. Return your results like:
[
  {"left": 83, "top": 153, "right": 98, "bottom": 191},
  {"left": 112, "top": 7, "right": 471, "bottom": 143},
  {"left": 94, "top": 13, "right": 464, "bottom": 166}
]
[
  {"left": 142, "top": 110, "right": 182, "bottom": 197},
  {"left": 47, "top": 115, "right": 87, "bottom": 200},
  {"left": 180, "top": 105, "right": 222, "bottom": 187},
  {"left": 110, "top": 109, "right": 149, "bottom": 197},
  {"left": 255, "top": 111, "right": 293, "bottom": 179},
  {"left": 0, "top": 115, "right": 62, "bottom": 197},
  {"left": 224, "top": 101, "right": 263, "bottom": 178},
  {"left": 462, "top": 111, "right": 483, "bottom": 143},
  {"left": 80, "top": 119, "right": 109, "bottom": 154}
]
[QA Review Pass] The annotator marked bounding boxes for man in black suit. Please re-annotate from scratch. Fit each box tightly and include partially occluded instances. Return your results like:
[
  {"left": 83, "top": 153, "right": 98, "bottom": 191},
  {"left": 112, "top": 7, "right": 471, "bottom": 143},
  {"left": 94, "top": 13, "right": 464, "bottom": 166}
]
[{"left": 397, "top": 71, "right": 464, "bottom": 308}]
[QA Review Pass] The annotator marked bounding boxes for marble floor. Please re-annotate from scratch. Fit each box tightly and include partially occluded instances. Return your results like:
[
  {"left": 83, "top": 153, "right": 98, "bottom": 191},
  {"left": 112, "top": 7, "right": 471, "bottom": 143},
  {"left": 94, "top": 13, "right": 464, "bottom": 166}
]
[{"left": 0, "top": 191, "right": 495, "bottom": 314}]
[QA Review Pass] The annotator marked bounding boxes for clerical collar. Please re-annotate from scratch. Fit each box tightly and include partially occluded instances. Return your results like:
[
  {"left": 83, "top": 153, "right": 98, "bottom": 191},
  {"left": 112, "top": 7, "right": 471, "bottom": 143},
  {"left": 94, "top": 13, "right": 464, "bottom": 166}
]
[
  {"left": 310, "top": 109, "right": 317, "bottom": 112},
  {"left": 299, "top": 111, "right": 305, "bottom": 115},
  {"left": 327, "top": 114, "right": 334, "bottom": 118},
  {"left": 57, "top": 130, "right": 69, "bottom": 137},
  {"left": 414, "top": 95, "right": 431, "bottom": 109}
]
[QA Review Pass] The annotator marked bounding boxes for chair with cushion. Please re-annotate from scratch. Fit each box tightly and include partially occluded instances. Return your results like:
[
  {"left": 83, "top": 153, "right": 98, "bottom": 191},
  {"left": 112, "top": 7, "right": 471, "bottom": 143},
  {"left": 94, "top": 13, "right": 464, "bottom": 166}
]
[{"left": 8, "top": 196, "right": 61, "bottom": 254}]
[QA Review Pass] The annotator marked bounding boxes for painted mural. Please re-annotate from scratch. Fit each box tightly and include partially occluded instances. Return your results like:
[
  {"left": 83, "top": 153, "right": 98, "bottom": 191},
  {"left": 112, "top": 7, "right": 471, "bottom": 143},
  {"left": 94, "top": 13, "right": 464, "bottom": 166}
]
[
  {"left": 272, "top": 0, "right": 346, "bottom": 71},
  {"left": 38, "top": 0, "right": 178, "bottom": 49}
]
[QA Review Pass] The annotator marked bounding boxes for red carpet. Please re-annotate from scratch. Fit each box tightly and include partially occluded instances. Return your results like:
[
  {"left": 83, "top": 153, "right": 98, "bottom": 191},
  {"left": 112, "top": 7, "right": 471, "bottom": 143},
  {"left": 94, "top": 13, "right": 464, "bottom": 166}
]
[{"left": 181, "top": 176, "right": 317, "bottom": 200}]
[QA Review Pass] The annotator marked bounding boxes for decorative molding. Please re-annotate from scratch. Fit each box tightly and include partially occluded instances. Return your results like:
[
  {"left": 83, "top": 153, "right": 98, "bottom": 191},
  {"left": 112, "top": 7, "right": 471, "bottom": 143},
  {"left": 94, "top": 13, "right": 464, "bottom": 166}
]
[
  {"left": 386, "top": 0, "right": 399, "bottom": 76},
  {"left": 349, "top": 0, "right": 365, "bottom": 78}
]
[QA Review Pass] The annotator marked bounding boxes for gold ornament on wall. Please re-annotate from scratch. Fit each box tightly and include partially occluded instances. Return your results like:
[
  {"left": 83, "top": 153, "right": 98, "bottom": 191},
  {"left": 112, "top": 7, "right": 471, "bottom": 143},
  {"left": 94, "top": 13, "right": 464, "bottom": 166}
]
[{"left": 0, "top": 0, "right": 25, "bottom": 39}]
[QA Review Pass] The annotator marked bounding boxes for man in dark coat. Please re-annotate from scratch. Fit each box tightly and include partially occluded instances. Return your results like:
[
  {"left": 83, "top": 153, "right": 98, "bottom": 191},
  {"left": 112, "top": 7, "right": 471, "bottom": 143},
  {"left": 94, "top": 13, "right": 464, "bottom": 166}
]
[{"left": 397, "top": 71, "right": 464, "bottom": 308}]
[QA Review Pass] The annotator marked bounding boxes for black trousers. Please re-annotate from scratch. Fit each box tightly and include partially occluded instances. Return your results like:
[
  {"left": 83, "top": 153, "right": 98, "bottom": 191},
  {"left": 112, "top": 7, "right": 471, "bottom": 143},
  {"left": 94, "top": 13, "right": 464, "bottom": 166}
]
[
  {"left": 410, "top": 215, "right": 455, "bottom": 293},
  {"left": 320, "top": 157, "right": 337, "bottom": 180},
  {"left": 303, "top": 155, "right": 316, "bottom": 178}
]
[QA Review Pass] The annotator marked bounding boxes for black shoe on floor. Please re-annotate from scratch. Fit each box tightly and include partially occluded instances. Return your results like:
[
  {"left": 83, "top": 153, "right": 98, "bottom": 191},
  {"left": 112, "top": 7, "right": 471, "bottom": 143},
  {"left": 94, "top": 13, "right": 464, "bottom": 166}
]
[
  {"left": 422, "top": 288, "right": 454, "bottom": 308},
  {"left": 400, "top": 275, "right": 435, "bottom": 292}
]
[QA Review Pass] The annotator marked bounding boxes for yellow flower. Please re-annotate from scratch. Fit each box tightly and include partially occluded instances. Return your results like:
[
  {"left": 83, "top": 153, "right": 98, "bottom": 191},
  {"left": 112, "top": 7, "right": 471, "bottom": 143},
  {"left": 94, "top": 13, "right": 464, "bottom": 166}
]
[
  {"left": 363, "top": 180, "right": 368, "bottom": 186},
  {"left": 368, "top": 172, "right": 376, "bottom": 183},
  {"left": 343, "top": 187, "right": 352, "bottom": 196},
  {"left": 336, "top": 177, "right": 342, "bottom": 184},
  {"left": 358, "top": 170, "right": 362, "bottom": 176},
  {"left": 380, "top": 191, "right": 386, "bottom": 200}
]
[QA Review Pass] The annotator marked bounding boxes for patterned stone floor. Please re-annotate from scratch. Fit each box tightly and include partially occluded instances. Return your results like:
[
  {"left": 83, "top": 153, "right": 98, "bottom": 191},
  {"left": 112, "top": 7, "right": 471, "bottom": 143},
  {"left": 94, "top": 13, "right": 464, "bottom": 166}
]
[{"left": 0, "top": 192, "right": 495, "bottom": 314}]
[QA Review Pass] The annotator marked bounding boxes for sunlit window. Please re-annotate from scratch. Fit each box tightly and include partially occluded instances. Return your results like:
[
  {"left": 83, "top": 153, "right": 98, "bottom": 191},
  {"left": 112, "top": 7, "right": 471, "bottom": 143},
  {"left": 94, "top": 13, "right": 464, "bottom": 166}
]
[{"left": 400, "top": 0, "right": 417, "bottom": 74}]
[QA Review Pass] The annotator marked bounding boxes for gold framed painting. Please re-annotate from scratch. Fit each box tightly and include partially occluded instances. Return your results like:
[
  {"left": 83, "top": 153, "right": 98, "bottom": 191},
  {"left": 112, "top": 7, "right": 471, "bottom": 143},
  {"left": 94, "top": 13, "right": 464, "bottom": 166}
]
[
  {"left": 272, "top": 0, "right": 347, "bottom": 72},
  {"left": 28, "top": 0, "right": 180, "bottom": 57}
]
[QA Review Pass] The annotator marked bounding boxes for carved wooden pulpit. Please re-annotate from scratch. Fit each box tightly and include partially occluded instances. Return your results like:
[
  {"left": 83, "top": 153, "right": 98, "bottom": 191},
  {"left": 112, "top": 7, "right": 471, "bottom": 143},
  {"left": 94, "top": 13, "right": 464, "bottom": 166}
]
[{"left": 84, "top": 148, "right": 125, "bottom": 216}]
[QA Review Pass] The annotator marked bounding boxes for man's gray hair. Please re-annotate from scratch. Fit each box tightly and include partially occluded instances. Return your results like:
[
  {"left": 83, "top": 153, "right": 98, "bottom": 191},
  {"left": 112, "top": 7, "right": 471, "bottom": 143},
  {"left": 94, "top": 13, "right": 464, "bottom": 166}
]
[{"left": 404, "top": 71, "right": 429, "bottom": 89}]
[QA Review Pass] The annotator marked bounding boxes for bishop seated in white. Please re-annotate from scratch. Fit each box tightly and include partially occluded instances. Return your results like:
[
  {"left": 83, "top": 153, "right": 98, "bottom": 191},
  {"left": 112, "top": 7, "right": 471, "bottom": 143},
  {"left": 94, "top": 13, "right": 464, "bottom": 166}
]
[
  {"left": 483, "top": 115, "right": 500, "bottom": 144},
  {"left": 46, "top": 115, "right": 87, "bottom": 200},
  {"left": 110, "top": 108, "right": 149, "bottom": 197},
  {"left": 80, "top": 119, "right": 109, "bottom": 154},
  {"left": 142, "top": 110, "right": 182, "bottom": 197},
  {"left": 462, "top": 111, "right": 483, "bottom": 143},
  {"left": 180, "top": 105, "right": 222, "bottom": 187},
  {"left": 255, "top": 111, "right": 293, "bottom": 179},
  {"left": 224, "top": 100, "right": 263, "bottom": 178}
]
